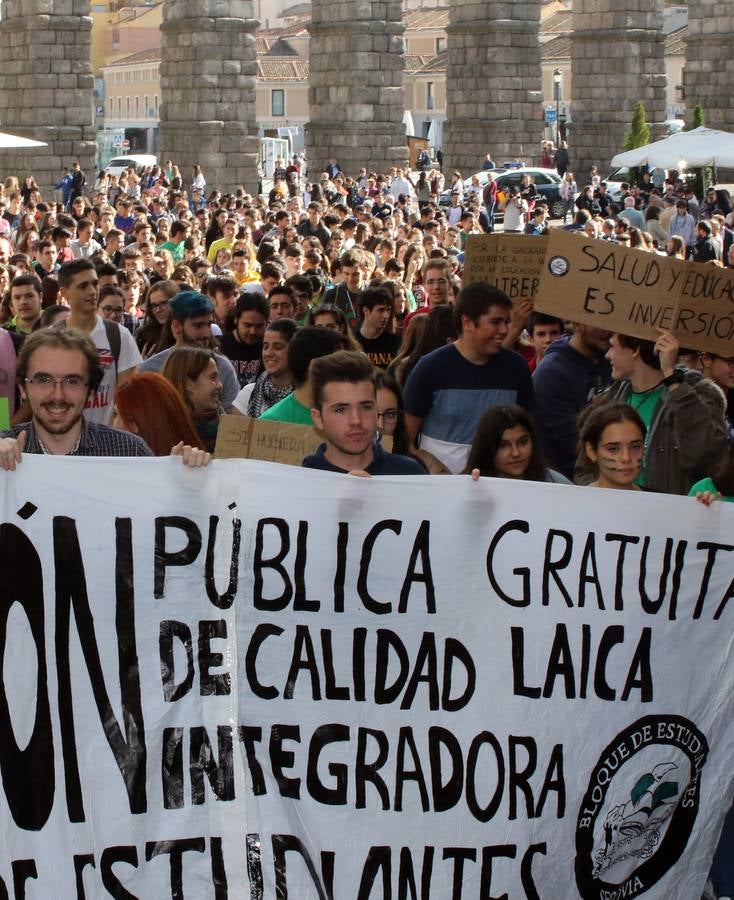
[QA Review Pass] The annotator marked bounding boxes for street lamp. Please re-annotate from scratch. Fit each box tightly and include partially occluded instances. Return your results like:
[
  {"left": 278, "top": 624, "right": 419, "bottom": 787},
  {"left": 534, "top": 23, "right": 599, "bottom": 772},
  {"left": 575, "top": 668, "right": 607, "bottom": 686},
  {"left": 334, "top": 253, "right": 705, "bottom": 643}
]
[{"left": 553, "top": 68, "right": 562, "bottom": 146}]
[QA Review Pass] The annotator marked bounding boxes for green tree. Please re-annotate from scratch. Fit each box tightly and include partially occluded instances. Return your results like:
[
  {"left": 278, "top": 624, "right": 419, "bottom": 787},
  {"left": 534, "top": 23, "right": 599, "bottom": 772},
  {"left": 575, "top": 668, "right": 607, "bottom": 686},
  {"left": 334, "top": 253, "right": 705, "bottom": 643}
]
[
  {"left": 624, "top": 101, "right": 652, "bottom": 150},
  {"left": 686, "top": 104, "right": 705, "bottom": 131},
  {"left": 624, "top": 101, "right": 651, "bottom": 187},
  {"left": 686, "top": 105, "right": 711, "bottom": 196}
]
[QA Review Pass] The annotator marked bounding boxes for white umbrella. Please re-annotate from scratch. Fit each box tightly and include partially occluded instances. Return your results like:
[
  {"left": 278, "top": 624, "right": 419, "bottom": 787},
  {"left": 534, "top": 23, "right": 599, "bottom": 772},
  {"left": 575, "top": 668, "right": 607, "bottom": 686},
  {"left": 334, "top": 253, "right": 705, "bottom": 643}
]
[
  {"left": 0, "top": 131, "right": 47, "bottom": 149},
  {"left": 427, "top": 118, "right": 441, "bottom": 148},
  {"left": 402, "top": 110, "right": 415, "bottom": 137},
  {"left": 611, "top": 127, "right": 734, "bottom": 169}
]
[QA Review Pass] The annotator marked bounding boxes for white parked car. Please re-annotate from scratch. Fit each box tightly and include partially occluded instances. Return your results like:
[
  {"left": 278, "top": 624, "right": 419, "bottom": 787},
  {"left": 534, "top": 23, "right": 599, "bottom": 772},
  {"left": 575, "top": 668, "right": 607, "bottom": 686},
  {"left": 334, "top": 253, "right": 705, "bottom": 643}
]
[{"left": 104, "top": 153, "right": 158, "bottom": 180}]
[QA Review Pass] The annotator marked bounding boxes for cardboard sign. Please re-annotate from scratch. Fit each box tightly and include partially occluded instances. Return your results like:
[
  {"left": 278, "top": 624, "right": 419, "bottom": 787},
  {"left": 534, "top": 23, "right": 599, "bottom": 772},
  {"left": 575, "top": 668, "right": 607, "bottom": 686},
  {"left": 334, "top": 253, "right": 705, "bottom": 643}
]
[
  {"left": 2, "top": 458, "right": 733, "bottom": 898},
  {"left": 535, "top": 230, "right": 734, "bottom": 354},
  {"left": 214, "top": 414, "right": 392, "bottom": 465},
  {"left": 463, "top": 234, "right": 549, "bottom": 298},
  {"left": 214, "top": 413, "right": 322, "bottom": 465}
]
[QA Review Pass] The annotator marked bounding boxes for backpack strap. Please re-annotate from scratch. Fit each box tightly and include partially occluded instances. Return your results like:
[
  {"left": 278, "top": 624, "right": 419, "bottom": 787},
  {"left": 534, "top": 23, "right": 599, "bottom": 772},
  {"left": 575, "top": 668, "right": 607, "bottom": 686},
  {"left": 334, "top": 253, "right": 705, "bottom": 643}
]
[{"left": 103, "top": 317, "right": 121, "bottom": 375}]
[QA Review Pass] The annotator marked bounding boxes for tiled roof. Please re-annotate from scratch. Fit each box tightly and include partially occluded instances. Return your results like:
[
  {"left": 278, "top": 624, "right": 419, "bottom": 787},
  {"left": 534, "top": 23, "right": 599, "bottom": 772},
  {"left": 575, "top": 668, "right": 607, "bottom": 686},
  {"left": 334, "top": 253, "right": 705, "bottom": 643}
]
[
  {"left": 541, "top": 9, "right": 573, "bottom": 34},
  {"left": 541, "top": 29, "right": 685, "bottom": 61},
  {"left": 403, "top": 7, "right": 449, "bottom": 31},
  {"left": 404, "top": 54, "right": 433, "bottom": 73},
  {"left": 258, "top": 18, "right": 309, "bottom": 39},
  {"left": 540, "top": 34, "right": 571, "bottom": 61},
  {"left": 257, "top": 57, "right": 309, "bottom": 82},
  {"left": 540, "top": 0, "right": 571, "bottom": 22},
  {"left": 416, "top": 51, "right": 448, "bottom": 75},
  {"left": 104, "top": 47, "right": 161, "bottom": 67}
]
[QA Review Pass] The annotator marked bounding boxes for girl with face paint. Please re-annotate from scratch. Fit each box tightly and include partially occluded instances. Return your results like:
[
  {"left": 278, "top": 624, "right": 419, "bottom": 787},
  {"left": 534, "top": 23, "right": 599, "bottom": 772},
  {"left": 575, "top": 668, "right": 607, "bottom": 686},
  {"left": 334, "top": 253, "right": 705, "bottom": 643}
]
[{"left": 580, "top": 403, "right": 647, "bottom": 490}]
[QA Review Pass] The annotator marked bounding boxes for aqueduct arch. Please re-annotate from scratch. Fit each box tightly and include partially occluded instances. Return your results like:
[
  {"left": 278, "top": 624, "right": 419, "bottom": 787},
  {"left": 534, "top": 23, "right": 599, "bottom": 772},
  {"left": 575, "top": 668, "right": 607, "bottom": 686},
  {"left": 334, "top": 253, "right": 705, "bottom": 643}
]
[{"left": 0, "top": 0, "right": 723, "bottom": 193}]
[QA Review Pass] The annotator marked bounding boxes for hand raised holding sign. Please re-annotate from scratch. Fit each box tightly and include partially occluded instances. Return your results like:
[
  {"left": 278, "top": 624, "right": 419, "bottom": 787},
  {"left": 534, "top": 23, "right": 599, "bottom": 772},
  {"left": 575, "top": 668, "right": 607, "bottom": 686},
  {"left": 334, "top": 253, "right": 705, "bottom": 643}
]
[
  {"left": 503, "top": 296, "right": 534, "bottom": 350},
  {"left": 0, "top": 429, "right": 26, "bottom": 471},
  {"left": 654, "top": 328, "right": 680, "bottom": 379}
]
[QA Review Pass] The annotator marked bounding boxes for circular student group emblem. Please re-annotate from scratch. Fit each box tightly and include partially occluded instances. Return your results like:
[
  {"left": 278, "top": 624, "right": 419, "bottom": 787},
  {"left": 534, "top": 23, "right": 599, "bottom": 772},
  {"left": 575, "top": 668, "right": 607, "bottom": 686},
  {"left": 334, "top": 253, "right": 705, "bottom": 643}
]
[
  {"left": 575, "top": 715, "right": 708, "bottom": 899},
  {"left": 547, "top": 255, "right": 570, "bottom": 276}
]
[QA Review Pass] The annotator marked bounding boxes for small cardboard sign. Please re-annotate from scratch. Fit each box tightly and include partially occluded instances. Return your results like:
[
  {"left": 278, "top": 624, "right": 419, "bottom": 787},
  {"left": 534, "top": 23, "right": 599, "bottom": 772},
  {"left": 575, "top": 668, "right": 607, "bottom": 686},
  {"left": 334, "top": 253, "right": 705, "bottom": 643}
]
[
  {"left": 214, "top": 414, "right": 393, "bottom": 465},
  {"left": 463, "top": 234, "right": 549, "bottom": 298},
  {"left": 535, "top": 230, "right": 734, "bottom": 354},
  {"left": 214, "top": 415, "right": 322, "bottom": 466}
]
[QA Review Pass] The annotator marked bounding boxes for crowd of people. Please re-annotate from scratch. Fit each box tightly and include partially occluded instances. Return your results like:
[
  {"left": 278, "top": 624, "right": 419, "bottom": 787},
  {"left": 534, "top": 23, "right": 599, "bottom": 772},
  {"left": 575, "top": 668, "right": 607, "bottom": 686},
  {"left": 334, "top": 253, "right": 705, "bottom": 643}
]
[
  {"left": 0, "top": 148, "right": 731, "bottom": 896},
  {"left": 0, "top": 154, "right": 731, "bottom": 486}
]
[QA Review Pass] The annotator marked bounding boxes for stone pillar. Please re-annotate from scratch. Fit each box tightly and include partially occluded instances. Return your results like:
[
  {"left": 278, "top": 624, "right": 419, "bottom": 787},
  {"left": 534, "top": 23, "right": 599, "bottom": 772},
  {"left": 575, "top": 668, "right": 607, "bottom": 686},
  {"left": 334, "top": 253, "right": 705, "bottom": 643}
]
[
  {"left": 307, "top": 0, "right": 407, "bottom": 177},
  {"left": 0, "top": 0, "right": 96, "bottom": 195},
  {"left": 444, "top": 2, "right": 543, "bottom": 174},
  {"left": 572, "top": 0, "right": 667, "bottom": 180},
  {"left": 158, "top": 0, "right": 259, "bottom": 195},
  {"left": 683, "top": 0, "right": 733, "bottom": 129}
]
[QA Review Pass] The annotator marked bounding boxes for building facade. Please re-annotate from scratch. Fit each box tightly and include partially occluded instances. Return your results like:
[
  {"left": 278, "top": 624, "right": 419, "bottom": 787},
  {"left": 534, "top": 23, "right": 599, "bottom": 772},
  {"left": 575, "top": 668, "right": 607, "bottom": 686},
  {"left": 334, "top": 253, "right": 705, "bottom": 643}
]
[{"left": 0, "top": 1, "right": 714, "bottom": 191}]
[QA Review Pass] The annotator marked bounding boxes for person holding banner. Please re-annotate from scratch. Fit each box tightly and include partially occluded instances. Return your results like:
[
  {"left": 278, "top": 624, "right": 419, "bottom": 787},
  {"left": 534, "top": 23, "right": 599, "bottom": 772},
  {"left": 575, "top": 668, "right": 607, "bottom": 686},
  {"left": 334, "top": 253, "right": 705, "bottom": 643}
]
[
  {"left": 304, "top": 350, "right": 425, "bottom": 476},
  {"left": 579, "top": 403, "right": 647, "bottom": 490},
  {"left": 465, "top": 404, "right": 570, "bottom": 484},
  {"left": 689, "top": 442, "right": 734, "bottom": 504},
  {"left": 161, "top": 346, "right": 224, "bottom": 453},
  {"left": 0, "top": 328, "right": 154, "bottom": 465}
]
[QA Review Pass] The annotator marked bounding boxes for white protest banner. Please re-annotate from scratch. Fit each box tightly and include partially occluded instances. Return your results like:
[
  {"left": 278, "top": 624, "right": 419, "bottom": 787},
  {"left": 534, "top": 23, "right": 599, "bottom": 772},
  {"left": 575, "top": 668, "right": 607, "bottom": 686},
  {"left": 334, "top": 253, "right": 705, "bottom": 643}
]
[{"left": 1, "top": 458, "right": 734, "bottom": 899}]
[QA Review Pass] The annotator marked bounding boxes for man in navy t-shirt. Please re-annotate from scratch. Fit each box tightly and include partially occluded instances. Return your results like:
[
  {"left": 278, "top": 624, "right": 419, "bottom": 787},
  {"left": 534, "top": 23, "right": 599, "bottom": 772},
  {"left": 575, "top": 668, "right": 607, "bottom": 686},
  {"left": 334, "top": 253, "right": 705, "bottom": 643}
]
[
  {"left": 303, "top": 350, "right": 425, "bottom": 476},
  {"left": 403, "top": 283, "right": 535, "bottom": 473}
]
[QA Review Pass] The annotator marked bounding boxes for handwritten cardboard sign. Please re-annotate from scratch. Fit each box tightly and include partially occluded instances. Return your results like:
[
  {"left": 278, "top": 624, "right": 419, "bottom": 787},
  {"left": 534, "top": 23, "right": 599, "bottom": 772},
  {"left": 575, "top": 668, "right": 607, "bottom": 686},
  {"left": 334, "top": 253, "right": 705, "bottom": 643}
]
[
  {"left": 214, "top": 414, "right": 322, "bottom": 465},
  {"left": 535, "top": 230, "right": 734, "bottom": 354},
  {"left": 463, "top": 234, "right": 549, "bottom": 298},
  {"left": 214, "top": 415, "right": 393, "bottom": 465}
]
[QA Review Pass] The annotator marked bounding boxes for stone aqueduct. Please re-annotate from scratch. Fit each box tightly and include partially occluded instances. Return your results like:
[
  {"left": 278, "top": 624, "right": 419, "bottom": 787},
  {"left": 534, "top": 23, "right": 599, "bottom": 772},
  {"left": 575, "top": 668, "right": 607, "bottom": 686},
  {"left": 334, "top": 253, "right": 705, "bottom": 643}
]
[{"left": 0, "top": 0, "right": 727, "bottom": 193}]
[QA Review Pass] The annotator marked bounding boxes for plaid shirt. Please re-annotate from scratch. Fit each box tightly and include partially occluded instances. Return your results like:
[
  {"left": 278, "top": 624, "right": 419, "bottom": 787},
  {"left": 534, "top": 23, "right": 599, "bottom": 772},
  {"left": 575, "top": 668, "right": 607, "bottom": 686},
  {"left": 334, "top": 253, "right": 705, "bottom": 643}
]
[{"left": 0, "top": 420, "right": 153, "bottom": 457}]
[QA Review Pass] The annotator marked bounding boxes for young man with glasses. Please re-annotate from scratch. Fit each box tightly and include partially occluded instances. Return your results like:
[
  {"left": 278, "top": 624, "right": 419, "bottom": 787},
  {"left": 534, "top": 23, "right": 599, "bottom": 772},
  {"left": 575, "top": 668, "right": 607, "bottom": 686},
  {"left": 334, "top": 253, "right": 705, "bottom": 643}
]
[
  {"left": 0, "top": 328, "right": 152, "bottom": 462},
  {"left": 403, "top": 258, "right": 453, "bottom": 328}
]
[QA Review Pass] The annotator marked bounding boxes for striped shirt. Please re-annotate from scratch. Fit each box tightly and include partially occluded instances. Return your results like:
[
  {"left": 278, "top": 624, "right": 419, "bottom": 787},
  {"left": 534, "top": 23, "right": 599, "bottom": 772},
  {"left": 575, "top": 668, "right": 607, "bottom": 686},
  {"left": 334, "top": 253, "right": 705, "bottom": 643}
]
[{"left": 0, "top": 421, "right": 153, "bottom": 457}]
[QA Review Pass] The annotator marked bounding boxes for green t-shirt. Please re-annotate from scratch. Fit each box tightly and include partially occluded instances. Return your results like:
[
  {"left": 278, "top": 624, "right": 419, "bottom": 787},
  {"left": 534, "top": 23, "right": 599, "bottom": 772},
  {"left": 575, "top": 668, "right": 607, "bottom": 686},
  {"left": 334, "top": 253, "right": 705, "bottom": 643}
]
[
  {"left": 628, "top": 385, "right": 664, "bottom": 487},
  {"left": 158, "top": 240, "right": 185, "bottom": 262},
  {"left": 258, "top": 392, "right": 312, "bottom": 425},
  {"left": 688, "top": 477, "right": 734, "bottom": 502}
]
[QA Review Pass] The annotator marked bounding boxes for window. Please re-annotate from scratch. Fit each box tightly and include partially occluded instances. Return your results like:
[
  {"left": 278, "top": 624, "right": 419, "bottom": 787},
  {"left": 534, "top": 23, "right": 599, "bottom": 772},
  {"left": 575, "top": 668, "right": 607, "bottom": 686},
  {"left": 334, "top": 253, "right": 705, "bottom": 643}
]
[
  {"left": 144, "top": 95, "right": 149, "bottom": 118},
  {"left": 126, "top": 96, "right": 131, "bottom": 117},
  {"left": 436, "top": 37, "right": 446, "bottom": 54},
  {"left": 117, "top": 96, "right": 122, "bottom": 118},
  {"left": 135, "top": 95, "right": 140, "bottom": 118},
  {"left": 271, "top": 89, "right": 285, "bottom": 117},
  {"left": 154, "top": 94, "right": 159, "bottom": 115},
  {"left": 426, "top": 81, "right": 434, "bottom": 110}
]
